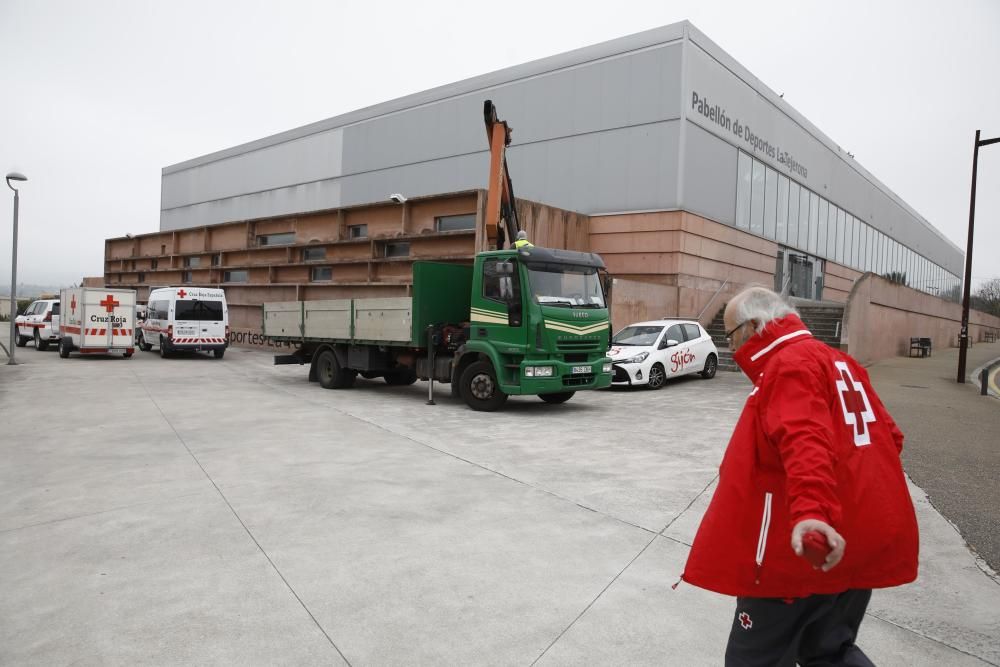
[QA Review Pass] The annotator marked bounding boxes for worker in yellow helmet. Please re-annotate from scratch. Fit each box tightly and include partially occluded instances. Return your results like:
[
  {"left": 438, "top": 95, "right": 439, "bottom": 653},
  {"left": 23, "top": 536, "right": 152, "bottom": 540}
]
[{"left": 514, "top": 230, "right": 534, "bottom": 249}]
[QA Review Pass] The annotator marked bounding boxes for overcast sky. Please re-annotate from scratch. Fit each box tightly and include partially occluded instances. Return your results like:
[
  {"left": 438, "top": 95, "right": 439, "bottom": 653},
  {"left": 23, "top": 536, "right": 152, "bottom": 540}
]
[{"left": 1, "top": 0, "right": 998, "bottom": 290}]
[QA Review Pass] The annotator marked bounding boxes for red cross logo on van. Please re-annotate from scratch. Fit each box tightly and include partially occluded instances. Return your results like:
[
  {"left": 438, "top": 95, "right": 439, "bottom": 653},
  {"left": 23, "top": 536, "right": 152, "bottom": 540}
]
[
  {"left": 100, "top": 295, "right": 120, "bottom": 313},
  {"left": 177, "top": 289, "right": 187, "bottom": 298},
  {"left": 70, "top": 295, "right": 77, "bottom": 314}
]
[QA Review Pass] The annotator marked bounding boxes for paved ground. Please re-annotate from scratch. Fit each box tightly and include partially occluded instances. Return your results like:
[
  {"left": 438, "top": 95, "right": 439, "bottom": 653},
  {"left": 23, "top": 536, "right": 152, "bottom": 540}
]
[
  {"left": 1, "top": 345, "right": 998, "bottom": 665},
  {"left": 868, "top": 342, "right": 1000, "bottom": 573}
]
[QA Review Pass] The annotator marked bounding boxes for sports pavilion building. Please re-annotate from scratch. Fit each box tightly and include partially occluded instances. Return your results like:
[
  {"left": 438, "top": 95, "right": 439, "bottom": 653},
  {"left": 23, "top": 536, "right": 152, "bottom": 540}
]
[{"left": 107, "top": 21, "right": 987, "bottom": 359}]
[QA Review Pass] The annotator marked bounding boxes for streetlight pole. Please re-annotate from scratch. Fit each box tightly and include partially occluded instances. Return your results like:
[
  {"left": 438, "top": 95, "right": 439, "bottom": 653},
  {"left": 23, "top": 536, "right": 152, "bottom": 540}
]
[
  {"left": 6, "top": 172, "right": 27, "bottom": 366},
  {"left": 957, "top": 131, "right": 1000, "bottom": 383}
]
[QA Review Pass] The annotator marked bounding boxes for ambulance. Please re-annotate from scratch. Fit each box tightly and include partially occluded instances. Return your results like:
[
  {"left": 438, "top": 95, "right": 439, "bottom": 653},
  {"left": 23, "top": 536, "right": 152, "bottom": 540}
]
[
  {"left": 57, "top": 287, "right": 137, "bottom": 358},
  {"left": 138, "top": 287, "right": 229, "bottom": 359}
]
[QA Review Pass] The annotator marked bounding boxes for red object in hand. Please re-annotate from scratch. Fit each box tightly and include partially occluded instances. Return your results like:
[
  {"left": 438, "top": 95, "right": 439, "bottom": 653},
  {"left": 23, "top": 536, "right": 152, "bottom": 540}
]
[{"left": 802, "top": 531, "right": 832, "bottom": 568}]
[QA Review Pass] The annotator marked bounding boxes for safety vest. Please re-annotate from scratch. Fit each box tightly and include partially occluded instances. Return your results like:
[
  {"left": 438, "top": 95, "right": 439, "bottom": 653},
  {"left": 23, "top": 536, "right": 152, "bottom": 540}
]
[{"left": 514, "top": 239, "right": 534, "bottom": 248}]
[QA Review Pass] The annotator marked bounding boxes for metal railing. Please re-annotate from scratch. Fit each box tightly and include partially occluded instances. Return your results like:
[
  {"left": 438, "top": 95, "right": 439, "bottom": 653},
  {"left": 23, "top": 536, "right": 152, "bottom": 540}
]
[{"left": 695, "top": 279, "right": 730, "bottom": 323}]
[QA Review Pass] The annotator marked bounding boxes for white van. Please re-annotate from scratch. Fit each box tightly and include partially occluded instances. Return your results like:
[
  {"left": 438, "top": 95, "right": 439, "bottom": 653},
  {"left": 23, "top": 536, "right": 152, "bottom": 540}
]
[{"left": 138, "top": 287, "right": 229, "bottom": 359}]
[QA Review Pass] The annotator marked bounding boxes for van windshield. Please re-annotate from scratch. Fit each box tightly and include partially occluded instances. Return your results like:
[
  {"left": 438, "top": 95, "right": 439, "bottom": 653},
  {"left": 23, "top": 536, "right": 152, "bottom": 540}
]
[{"left": 175, "top": 300, "right": 223, "bottom": 321}]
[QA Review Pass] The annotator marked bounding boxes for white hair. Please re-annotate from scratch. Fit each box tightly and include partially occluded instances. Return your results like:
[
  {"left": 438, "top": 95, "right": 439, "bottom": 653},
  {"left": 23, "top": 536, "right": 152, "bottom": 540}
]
[
  {"left": 516, "top": 230, "right": 527, "bottom": 240},
  {"left": 731, "top": 286, "right": 798, "bottom": 333}
]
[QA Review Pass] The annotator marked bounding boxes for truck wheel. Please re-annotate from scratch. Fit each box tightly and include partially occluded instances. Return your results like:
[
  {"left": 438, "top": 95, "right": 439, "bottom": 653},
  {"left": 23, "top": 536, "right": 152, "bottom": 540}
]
[
  {"left": 384, "top": 368, "right": 417, "bottom": 385},
  {"left": 460, "top": 360, "right": 508, "bottom": 411},
  {"left": 16, "top": 333, "right": 29, "bottom": 347},
  {"left": 539, "top": 391, "right": 575, "bottom": 404},
  {"left": 316, "top": 349, "right": 355, "bottom": 389},
  {"left": 137, "top": 332, "right": 152, "bottom": 352},
  {"left": 59, "top": 338, "right": 71, "bottom": 359},
  {"left": 34, "top": 330, "right": 49, "bottom": 351},
  {"left": 159, "top": 336, "right": 171, "bottom": 358},
  {"left": 213, "top": 349, "right": 225, "bottom": 359}
]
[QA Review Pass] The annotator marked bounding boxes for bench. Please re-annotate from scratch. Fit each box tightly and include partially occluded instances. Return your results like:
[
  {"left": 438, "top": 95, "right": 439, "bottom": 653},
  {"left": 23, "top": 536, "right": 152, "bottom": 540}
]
[
  {"left": 909, "top": 337, "right": 932, "bottom": 358},
  {"left": 986, "top": 331, "right": 998, "bottom": 343}
]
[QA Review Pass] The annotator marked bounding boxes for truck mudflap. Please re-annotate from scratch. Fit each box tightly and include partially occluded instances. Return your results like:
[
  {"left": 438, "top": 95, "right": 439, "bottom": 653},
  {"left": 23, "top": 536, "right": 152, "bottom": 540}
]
[{"left": 274, "top": 353, "right": 306, "bottom": 365}]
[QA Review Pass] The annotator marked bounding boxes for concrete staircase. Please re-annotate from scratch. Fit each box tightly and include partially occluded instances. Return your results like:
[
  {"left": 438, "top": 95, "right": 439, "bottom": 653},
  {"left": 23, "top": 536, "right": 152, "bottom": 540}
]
[{"left": 705, "top": 299, "right": 845, "bottom": 372}]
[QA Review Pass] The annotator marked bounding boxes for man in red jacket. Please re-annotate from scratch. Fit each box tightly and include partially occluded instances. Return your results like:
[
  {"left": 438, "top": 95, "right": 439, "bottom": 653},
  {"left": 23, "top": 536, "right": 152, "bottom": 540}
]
[{"left": 683, "top": 286, "right": 918, "bottom": 666}]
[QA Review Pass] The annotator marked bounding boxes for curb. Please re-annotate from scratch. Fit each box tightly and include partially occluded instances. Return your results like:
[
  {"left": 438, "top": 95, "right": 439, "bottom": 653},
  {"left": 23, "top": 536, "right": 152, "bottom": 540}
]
[{"left": 970, "top": 356, "right": 1000, "bottom": 399}]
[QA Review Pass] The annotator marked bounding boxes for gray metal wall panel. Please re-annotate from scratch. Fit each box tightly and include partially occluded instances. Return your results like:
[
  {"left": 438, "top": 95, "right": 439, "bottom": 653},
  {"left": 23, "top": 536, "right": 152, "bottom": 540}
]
[{"left": 682, "top": 121, "right": 738, "bottom": 225}]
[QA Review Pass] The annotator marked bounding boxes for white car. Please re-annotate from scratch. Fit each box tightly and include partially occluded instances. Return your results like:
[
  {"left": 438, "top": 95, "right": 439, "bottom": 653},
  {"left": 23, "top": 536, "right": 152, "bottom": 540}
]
[
  {"left": 14, "top": 298, "right": 60, "bottom": 351},
  {"left": 609, "top": 319, "right": 718, "bottom": 388}
]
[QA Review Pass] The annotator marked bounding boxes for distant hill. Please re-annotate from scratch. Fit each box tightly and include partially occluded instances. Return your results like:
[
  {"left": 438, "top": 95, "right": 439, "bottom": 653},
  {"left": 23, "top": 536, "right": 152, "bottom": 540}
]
[{"left": 0, "top": 284, "right": 71, "bottom": 299}]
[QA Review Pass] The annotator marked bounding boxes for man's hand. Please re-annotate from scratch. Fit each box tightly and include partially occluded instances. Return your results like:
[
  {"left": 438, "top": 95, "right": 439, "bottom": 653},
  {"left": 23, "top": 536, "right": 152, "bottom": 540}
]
[{"left": 791, "top": 519, "right": 845, "bottom": 572}]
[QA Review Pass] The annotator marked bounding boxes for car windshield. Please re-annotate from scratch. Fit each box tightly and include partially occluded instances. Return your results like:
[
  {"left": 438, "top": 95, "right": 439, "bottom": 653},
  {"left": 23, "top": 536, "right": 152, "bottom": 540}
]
[
  {"left": 612, "top": 326, "right": 664, "bottom": 346},
  {"left": 526, "top": 264, "right": 605, "bottom": 308},
  {"left": 175, "top": 299, "right": 224, "bottom": 321}
]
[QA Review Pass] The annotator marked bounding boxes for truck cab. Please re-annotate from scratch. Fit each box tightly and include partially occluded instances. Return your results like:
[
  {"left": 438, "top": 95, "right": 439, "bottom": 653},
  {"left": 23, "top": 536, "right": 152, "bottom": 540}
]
[{"left": 453, "top": 246, "right": 612, "bottom": 410}]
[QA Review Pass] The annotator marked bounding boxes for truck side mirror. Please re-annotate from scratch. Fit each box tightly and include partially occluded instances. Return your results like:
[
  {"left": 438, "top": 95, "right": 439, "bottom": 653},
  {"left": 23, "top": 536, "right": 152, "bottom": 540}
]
[{"left": 499, "top": 276, "right": 513, "bottom": 300}]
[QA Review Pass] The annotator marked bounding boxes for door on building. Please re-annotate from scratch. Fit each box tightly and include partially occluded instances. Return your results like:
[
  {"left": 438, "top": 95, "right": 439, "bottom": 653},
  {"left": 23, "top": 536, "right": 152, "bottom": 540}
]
[{"left": 776, "top": 247, "right": 825, "bottom": 300}]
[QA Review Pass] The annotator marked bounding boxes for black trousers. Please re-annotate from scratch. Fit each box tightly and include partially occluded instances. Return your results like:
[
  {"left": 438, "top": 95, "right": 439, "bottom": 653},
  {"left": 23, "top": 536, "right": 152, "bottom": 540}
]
[{"left": 725, "top": 589, "right": 875, "bottom": 667}]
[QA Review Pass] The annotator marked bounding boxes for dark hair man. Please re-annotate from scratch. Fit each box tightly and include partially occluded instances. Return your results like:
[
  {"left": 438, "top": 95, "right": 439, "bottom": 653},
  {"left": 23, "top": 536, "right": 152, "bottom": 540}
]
[{"left": 681, "top": 286, "right": 918, "bottom": 666}]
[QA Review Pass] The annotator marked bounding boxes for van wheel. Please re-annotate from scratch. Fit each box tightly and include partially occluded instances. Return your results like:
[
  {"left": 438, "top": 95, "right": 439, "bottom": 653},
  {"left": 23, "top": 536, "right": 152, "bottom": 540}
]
[
  {"left": 34, "top": 330, "right": 49, "bottom": 351},
  {"left": 59, "top": 338, "right": 71, "bottom": 359},
  {"left": 700, "top": 354, "right": 718, "bottom": 379},
  {"left": 123, "top": 350, "right": 133, "bottom": 359},
  {"left": 316, "top": 349, "right": 355, "bottom": 389},
  {"left": 460, "top": 360, "right": 508, "bottom": 411},
  {"left": 214, "top": 349, "right": 225, "bottom": 359},
  {"left": 384, "top": 368, "right": 417, "bottom": 385},
  {"left": 539, "top": 391, "right": 575, "bottom": 404},
  {"left": 16, "top": 334, "right": 29, "bottom": 347},
  {"left": 137, "top": 332, "right": 152, "bottom": 352},
  {"left": 159, "top": 337, "right": 171, "bottom": 358}
]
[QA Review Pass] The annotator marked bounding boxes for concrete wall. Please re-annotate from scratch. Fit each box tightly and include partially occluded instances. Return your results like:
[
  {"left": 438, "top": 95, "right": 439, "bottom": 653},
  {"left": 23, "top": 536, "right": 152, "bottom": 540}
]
[{"left": 842, "top": 273, "right": 1000, "bottom": 366}]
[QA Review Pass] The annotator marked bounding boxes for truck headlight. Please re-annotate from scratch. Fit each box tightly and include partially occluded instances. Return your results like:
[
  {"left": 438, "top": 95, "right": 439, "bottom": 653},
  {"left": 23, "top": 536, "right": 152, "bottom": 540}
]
[
  {"left": 525, "top": 366, "right": 554, "bottom": 377},
  {"left": 621, "top": 352, "right": 649, "bottom": 364},
  {"left": 602, "top": 363, "right": 612, "bottom": 373}
]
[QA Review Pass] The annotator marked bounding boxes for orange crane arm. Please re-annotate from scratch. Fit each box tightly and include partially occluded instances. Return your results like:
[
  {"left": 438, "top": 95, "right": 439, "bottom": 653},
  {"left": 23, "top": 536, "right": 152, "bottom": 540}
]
[{"left": 483, "top": 100, "right": 521, "bottom": 249}]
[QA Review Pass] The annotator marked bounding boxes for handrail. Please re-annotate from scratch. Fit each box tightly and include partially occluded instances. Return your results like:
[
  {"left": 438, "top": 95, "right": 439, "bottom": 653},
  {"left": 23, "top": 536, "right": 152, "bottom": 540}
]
[{"left": 696, "top": 278, "right": 730, "bottom": 322}]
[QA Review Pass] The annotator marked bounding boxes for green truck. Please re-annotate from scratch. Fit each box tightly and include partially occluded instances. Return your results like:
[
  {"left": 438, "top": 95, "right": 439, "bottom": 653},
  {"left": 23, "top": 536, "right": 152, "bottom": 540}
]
[{"left": 263, "top": 246, "right": 613, "bottom": 411}]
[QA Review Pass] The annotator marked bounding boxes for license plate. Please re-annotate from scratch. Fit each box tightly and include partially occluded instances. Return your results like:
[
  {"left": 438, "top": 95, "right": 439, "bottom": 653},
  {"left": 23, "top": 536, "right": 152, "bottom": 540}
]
[
  {"left": 571, "top": 365, "right": 591, "bottom": 375},
  {"left": 110, "top": 348, "right": 123, "bottom": 353},
  {"left": 176, "top": 327, "right": 196, "bottom": 335}
]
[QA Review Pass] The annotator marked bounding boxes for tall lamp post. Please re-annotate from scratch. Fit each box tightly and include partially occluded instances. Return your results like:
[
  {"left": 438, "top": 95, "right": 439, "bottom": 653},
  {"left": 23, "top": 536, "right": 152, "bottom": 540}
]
[
  {"left": 957, "top": 131, "right": 1000, "bottom": 383},
  {"left": 6, "top": 172, "right": 27, "bottom": 366}
]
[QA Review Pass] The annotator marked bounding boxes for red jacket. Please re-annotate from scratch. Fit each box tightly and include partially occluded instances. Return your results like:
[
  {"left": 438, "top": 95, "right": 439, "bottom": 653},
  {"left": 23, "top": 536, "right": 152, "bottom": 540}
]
[{"left": 682, "top": 314, "right": 918, "bottom": 598}]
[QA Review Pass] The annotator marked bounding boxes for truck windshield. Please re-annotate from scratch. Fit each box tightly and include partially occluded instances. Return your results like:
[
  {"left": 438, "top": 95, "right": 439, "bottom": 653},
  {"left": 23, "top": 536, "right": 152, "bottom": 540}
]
[
  {"left": 526, "top": 264, "right": 606, "bottom": 308},
  {"left": 175, "top": 300, "right": 224, "bottom": 321}
]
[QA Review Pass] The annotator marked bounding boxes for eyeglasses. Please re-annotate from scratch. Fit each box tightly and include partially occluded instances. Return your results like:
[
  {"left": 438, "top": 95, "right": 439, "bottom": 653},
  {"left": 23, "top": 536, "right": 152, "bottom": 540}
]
[{"left": 725, "top": 321, "right": 748, "bottom": 339}]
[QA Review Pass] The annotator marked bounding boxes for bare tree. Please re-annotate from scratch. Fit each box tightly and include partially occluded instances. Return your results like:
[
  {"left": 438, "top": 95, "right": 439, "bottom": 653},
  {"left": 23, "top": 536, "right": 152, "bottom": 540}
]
[{"left": 972, "top": 278, "right": 1000, "bottom": 317}]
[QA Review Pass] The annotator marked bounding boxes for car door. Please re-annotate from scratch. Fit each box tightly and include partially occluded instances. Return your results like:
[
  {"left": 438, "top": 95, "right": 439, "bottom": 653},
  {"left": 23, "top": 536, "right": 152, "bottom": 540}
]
[
  {"left": 660, "top": 323, "right": 690, "bottom": 377},
  {"left": 18, "top": 301, "right": 41, "bottom": 338},
  {"left": 681, "top": 322, "right": 708, "bottom": 377}
]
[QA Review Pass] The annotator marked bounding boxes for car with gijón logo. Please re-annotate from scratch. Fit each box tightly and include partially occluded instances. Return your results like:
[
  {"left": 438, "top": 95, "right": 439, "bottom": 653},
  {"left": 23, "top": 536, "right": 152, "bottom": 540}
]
[
  {"left": 609, "top": 319, "right": 718, "bottom": 388},
  {"left": 14, "top": 298, "right": 60, "bottom": 350},
  {"left": 138, "top": 287, "right": 229, "bottom": 359}
]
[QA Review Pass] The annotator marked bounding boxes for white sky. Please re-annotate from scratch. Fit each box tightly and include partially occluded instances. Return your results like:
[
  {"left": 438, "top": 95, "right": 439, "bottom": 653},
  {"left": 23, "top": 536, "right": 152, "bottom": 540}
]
[{"left": 1, "top": 0, "right": 998, "bottom": 290}]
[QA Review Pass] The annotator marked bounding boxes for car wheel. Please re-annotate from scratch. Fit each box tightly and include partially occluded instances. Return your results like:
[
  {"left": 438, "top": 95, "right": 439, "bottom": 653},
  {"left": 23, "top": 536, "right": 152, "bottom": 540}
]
[
  {"left": 539, "top": 391, "right": 575, "bottom": 404},
  {"left": 15, "top": 333, "right": 29, "bottom": 347},
  {"left": 59, "top": 338, "right": 71, "bottom": 358},
  {"left": 137, "top": 332, "right": 152, "bottom": 352},
  {"left": 159, "top": 336, "right": 171, "bottom": 358},
  {"left": 647, "top": 363, "right": 666, "bottom": 390},
  {"left": 214, "top": 349, "right": 225, "bottom": 359},
  {"left": 700, "top": 354, "right": 718, "bottom": 379},
  {"left": 316, "top": 349, "right": 355, "bottom": 389},
  {"left": 34, "top": 330, "right": 50, "bottom": 351},
  {"left": 460, "top": 360, "right": 508, "bottom": 411}
]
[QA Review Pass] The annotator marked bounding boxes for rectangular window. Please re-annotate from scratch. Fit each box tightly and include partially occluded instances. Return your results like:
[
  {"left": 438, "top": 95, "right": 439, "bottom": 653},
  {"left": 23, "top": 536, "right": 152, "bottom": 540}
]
[
  {"left": 348, "top": 224, "right": 368, "bottom": 239},
  {"left": 482, "top": 258, "right": 520, "bottom": 305},
  {"left": 835, "top": 208, "right": 845, "bottom": 265},
  {"left": 223, "top": 270, "right": 248, "bottom": 283},
  {"left": 750, "top": 159, "right": 765, "bottom": 235},
  {"left": 775, "top": 175, "right": 789, "bottom": 244},
  {"left": 763, "top": 167, "right": 778, "bottom": 240},
  {"left": 183, "top": 256, "right": 201, "bottom": 268},
  {"left": 175, "top": 300, "right": 223, "bottom": 321},
  {"left": 435, "top": 214, "right": 476, "bottom": 232},
  {"left": 850, "top": 216, "right": 861, "bottom": 269},
  {"left": 258, "top": 232, "right": 295, "bottom": 246},
  {"left": 151, "top": 258, "right": 158, "bottom": 269},
  {"left": 384, "top": 242, "right": 410, "bottom": 258},
  {"left": 817, "top": 199, "right": 829, "bottom": 258},
  {"left": 787, "top": 182, "right": 800, "bottom": 247},
  {"left": 798, "top": 188, "right": 810, "bottom": 251},
  {"left": 303, "top": 247, "right": 327, "bottom": 261},
  {"left": 182, "top": 270, "right": 193, "bottom": 283},
  {"left": 807, "top": 192, "right": 819, "bottom": 255},
  {"left": 735, "top": 152, "right": 752, "bottom": 230},
  {"left": 137, "top": 272, "right": 145, "bottom": 283},
  {"left": 212, "top": 254, "right": 222, "bottom": 266},
  {"left": 310, "top": 266, "right": 333, "bottom": 281},
  {"left": 858, "top": 224, "right": 868, "bottom": 271}
]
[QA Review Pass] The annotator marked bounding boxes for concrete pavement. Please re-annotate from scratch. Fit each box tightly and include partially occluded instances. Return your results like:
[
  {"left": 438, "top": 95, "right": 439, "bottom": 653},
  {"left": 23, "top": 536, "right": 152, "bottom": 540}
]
[{"left": 1, "top": 345, "right": 998, "bottom": 665}]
